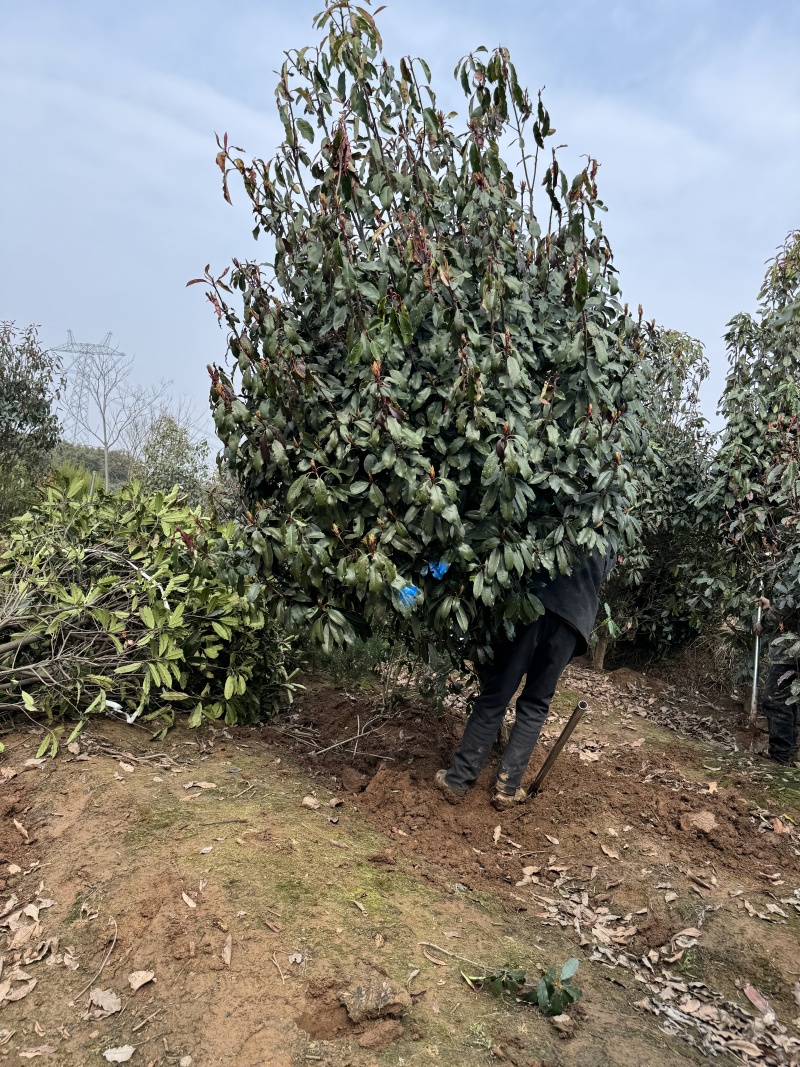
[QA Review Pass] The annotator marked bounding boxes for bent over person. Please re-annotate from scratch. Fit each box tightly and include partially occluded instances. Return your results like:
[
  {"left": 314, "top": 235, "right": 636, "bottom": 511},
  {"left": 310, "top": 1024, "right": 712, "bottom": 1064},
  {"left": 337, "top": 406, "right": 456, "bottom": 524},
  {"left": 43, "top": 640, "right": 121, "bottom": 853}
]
[{"left": 435, "top": 545, "right": 616, "bottom": 810}]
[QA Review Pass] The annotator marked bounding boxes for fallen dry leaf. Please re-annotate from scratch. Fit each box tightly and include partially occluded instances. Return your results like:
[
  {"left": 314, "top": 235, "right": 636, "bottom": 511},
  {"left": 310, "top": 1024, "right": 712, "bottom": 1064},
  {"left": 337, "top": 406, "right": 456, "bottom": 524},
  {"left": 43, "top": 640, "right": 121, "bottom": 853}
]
[
  {"left": 128, "top": 970, "right": 154, "bottom": 992},
  {"left": 1, "top": 894, "right": 19, "bottom": 917},
  {"left": 744, "top": 983, "right": 773, "bottom": 1017},
  {"left": 352, "top": 900, "right": 367, "bottom": 915},
  {"left": 545, "top": 834, "right": 559, "bottom": 846},
  {"left": 665, "top": 892, "right": 678, "bottom": 903},
  {"left": 18, "top": 1047, "right": 57, "bottom": 1059},
  {"left": 706, "top": 781, "right": 718, "bottom": 794},
  {"left": 601, "top": 844, "right": 620, "bottom": 860},
  {"left": 67, "top": 742, "right": 81, "bottom": 755},
  {"left": 265, "top": 920, "right": 281, "bottom": 934},
  {"left": 103, "top": 1046, "right": 135, "bottom": 1064},
  {"left": 118, "top": 762, "right": 134, "bottom": 773},
  {"left": 88, "top": 988, "right": 121, "bottom": 1015},
  {"left": 492, "top": 825, "right": 502, "bottom": 844},
  {"left": 674, "top": 927, "right": 703, "bottom": 939},
  {"left": 199, "top": 846, "right": 213, "bottom": 855},
  {"left": 0, "top": 970, "right": 37, "bottom": 1003},
  {"left": 302, "top": 796, "right": 320, "bottom": 810},
  {"left": 12, "top": 819, "right": 29, "bottom": 843},
  {"left": 181, "top": 892, "right": 196, "bottom": 910},
  {"left": 288, "top": 952, "right": 303, "bottom": 964},
  {"left": 421, "top": 947, "right": 447, "bottom": 966},
  {"left": 772, "top": 818, "right": 788, "bottom": 834},
  {"left": 222, "top": 933, "right": 232, "bottom": 967}
]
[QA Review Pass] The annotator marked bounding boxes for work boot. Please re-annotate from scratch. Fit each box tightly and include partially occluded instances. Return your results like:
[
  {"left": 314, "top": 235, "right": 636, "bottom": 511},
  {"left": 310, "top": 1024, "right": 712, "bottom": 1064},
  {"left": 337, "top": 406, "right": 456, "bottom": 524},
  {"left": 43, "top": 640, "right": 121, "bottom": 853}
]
[
  {"left": 491, "top": 785, "right": 527, "bottom": 811},
  {"left": 434, "top": 769, "right": 467, "bottom": 804}
]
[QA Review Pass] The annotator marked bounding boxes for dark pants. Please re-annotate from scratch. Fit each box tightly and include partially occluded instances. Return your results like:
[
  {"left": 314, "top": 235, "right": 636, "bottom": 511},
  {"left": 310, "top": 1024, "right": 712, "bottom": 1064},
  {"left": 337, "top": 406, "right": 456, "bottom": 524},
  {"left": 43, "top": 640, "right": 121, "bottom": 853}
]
[
  {"left": 762, "top": 662, "right": 799, "bottom": 764},
  {"left": 445, "top": 612, "right": 577, "bottom": 794}
]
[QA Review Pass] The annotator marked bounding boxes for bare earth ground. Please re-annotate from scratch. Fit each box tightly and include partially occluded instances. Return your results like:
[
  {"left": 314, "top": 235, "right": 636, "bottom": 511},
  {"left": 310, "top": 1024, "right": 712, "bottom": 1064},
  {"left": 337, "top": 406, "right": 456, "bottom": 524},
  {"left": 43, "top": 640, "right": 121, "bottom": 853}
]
[{"left": 1, "top": 664, "right": 800, "bottom": 1067}]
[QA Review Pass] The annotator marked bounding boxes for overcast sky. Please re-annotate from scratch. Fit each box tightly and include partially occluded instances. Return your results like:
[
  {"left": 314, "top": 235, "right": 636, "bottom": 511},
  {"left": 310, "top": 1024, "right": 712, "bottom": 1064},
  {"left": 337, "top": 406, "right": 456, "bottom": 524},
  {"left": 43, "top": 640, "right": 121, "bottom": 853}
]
[{"left": 2, "top": 0, "right": 799, "bottom": 438}]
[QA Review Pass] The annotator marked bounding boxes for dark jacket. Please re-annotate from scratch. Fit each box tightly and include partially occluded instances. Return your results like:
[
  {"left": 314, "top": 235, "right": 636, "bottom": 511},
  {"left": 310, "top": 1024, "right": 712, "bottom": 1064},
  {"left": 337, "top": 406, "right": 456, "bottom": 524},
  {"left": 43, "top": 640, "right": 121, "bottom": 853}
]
[
  {"left": 533, "top": 544, "right": 616, "bottom": 656},
  {"left": 759, "top": 599, "right": 800, "bottom": 665}
]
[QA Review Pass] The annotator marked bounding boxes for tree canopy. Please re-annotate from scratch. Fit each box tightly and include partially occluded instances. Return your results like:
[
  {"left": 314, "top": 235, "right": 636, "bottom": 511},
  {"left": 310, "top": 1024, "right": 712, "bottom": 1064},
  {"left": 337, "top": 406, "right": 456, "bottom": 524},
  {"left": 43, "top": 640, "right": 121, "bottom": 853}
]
[
  {"left": 201, "top": 1, "right": 655, "bottom": 664},
  {"left": 0, "top": 323, "right": 62, "bottom": 525}
]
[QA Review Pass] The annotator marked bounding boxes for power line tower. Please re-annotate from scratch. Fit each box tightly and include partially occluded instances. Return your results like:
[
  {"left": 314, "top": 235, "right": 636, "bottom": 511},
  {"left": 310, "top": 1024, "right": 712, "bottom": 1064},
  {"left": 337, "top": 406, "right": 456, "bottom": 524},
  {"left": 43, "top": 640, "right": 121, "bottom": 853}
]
[{"left": 53, "top": 331, "right": 124, "bottom": 443}]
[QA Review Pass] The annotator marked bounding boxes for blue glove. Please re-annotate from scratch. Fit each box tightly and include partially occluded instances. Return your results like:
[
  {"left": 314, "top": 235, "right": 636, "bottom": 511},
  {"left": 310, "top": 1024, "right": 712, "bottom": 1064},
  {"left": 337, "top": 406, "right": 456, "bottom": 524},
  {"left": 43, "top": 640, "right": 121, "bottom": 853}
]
[
  {"left": 422, "top": 560, "right": 450, "bottom": 580},
  {"left": 398, "top": 584, "right": 421, "bottom": 608}
]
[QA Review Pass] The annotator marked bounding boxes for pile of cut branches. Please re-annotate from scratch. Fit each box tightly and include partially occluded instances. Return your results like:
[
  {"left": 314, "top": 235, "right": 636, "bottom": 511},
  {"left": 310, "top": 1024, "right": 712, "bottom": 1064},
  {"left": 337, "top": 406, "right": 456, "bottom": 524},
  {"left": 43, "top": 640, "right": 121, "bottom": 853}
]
[{"left": 0, "top": 474, "right": 299, "bottom": 750}]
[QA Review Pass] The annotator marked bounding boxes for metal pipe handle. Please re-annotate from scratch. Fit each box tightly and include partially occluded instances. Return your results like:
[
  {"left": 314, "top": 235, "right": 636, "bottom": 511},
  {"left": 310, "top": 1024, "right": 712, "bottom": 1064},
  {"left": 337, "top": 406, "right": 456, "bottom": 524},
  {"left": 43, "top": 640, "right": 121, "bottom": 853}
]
[
  {"left": 748, "top": 597, "right": 763, "bottom": 729},
  {"left": 526, "top": 700, "right": 589, "bottom": 798}
]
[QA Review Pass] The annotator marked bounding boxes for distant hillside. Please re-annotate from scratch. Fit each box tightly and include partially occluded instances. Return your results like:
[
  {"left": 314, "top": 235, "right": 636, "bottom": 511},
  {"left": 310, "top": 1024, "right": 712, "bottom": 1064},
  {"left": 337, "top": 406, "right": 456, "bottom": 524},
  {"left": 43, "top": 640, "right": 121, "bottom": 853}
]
[{"left": 52, "top": 441, "right": 132, "bottom": 491}]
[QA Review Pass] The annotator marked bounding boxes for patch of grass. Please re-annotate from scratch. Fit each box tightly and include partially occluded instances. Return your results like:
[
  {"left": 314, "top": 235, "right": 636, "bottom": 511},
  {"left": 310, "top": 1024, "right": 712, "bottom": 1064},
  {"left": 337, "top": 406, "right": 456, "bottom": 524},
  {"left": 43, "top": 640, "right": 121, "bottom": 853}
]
[
  {"left": 467, "top": 1022, "right": 494, "bottom": 1049},
  {"left": 748, "top": 955, "right": 788, "bottom": 997},
  {"left": 676, "top": 946, "right": 705, "bottom": 981}
]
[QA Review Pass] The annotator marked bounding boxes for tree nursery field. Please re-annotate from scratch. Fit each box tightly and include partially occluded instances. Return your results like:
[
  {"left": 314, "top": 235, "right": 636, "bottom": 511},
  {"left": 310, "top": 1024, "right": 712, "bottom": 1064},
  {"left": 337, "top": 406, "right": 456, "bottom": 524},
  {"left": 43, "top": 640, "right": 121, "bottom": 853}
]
[{"left": 2, "top": 2, "right": 799, "bottom": 1065}]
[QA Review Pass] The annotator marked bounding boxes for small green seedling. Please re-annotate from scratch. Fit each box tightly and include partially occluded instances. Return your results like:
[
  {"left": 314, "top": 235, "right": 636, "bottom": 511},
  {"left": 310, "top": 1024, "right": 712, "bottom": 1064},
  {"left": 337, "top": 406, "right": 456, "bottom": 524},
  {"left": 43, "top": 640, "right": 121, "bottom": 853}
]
[
  {"left": 520, "top": 958, "right": 583, "bottom": 1016},
  {"left": 463, "top": 958, "right": 583, "bottom": 1017}
]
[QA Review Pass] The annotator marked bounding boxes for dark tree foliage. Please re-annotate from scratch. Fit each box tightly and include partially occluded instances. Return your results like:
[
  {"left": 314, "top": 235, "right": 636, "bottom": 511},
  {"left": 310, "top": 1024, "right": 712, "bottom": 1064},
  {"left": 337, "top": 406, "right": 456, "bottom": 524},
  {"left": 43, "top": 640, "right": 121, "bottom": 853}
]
[
  {"left": 708, "top": 231, "right": 800, "bottom": 698},
  {"left": 597, "top": 330, "right": 730, "bottom": 666},
  {"left": 0, "top": 323, "right": 63, "bottom": 525},
  {"left": 199, "top": 1, "right": 655, "bottom": 663}
]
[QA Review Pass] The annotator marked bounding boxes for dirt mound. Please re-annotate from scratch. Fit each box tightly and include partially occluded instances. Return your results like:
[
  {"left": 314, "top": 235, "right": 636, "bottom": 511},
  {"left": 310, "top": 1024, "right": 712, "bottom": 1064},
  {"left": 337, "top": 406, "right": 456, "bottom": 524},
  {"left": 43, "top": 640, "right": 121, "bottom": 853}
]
[{"left": 277, "top": 681, "right": 799, "bottom": 896}]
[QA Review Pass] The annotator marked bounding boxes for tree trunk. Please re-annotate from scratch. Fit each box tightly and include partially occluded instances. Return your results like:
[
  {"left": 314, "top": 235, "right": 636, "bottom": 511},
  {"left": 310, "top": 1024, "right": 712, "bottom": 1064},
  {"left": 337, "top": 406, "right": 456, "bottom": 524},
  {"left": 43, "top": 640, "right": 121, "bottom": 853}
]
[
  {"left": 592, "top": 631, "right": 609, "bottom": 671},
  {"left": 102, "top": 415, "right": 110, "bottom": 492}
]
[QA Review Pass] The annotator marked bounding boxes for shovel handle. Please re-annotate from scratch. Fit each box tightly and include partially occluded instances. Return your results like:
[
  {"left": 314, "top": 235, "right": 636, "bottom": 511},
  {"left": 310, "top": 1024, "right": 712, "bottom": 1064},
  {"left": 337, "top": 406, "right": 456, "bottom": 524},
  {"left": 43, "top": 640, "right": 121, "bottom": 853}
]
[{"left": 525, "top": 700, "right": 589, "bottom": 798}]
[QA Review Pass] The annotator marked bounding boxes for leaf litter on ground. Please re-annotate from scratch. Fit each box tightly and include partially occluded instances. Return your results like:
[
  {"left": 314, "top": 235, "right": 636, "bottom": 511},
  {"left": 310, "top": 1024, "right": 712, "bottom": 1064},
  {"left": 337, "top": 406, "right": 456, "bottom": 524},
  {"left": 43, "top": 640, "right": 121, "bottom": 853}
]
[
  {"left": 128, "top": 970, "right": 154, "bottom": 991},
  {"left": 103, "top": 1046, "right": 135, "bottom": 1063}
]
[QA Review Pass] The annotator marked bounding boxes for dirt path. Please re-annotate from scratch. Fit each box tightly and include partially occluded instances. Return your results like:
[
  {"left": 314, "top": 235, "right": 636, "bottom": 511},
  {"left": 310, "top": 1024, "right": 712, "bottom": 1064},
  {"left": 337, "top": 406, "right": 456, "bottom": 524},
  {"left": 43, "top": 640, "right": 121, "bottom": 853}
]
[{"left": 1, "top": 669, "right": 799, "bottom": 1066}]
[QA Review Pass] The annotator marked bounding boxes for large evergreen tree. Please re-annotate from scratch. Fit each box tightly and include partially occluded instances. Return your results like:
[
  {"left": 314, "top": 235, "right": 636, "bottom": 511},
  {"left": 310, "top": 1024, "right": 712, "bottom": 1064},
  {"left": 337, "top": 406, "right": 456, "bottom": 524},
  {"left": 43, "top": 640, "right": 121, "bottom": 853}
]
[{"left": 199, "top": 1, "right": 655, "bottom": 663}]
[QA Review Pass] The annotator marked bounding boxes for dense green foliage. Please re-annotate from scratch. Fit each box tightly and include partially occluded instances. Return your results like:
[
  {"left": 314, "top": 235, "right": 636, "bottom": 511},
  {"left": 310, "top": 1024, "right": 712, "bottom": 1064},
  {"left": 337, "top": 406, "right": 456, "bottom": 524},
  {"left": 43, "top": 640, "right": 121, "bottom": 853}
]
[
  {"left": 0, "top": 323, "right": 63, "bottom": 526},
  {"left": 596, "top": 330, "right": 729, "bottom": 665},
  {"left": 708, "top": 231, "right": 800, "bottom": 695},
  {"left": 0, "top": 475, "right": 299, "bottom": 748},
  {"left": 135, "top": 413, "right": 211, "bottom": 505},
  {"left": 203, "top": 1, "right": 654, "bottom": 664}
]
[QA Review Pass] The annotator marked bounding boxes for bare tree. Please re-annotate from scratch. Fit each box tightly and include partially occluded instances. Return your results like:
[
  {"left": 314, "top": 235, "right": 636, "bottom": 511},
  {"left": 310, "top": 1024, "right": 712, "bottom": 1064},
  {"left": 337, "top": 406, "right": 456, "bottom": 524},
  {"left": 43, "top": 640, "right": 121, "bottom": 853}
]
[{"left": 57, "top": 333, "right": 168, "bottom": 490}]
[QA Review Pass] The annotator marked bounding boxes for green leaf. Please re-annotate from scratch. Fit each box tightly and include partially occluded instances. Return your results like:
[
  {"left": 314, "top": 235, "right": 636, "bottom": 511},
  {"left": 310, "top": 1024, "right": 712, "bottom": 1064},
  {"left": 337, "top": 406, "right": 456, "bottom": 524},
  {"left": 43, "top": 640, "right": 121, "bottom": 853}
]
[
  {"left": 423, "top": 107, "right": 439, "bottom": 135},
  {"left": 485, "top": 150, "right": 501, "bottom": 183},
  {"left": 560, "top": 958, "right": 579, "bottom": 982},
  {"left": 296, "top": 118, "right": 315, "bottom": 142}
]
